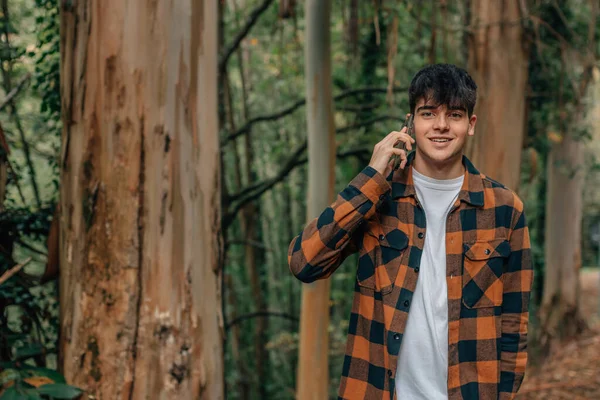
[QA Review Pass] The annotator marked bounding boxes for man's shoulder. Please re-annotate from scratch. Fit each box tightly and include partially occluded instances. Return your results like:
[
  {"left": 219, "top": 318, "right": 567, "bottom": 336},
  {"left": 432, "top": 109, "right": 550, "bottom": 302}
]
[{"left": 480, "top": 174, "right": 524, "bottom": 212}]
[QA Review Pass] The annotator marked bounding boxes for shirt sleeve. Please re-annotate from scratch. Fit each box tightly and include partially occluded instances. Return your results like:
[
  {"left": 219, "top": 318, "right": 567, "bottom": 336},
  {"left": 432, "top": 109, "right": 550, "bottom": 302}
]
[
  {"left": 288, "top": 166, "right": 391, "bottom": 283},
  {"left": 499, "top": 201, "right": 534, "bottom": 399}
]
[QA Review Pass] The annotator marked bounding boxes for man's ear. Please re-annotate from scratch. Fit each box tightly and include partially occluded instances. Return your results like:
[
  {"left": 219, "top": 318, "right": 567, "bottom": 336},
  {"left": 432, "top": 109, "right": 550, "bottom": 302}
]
[{"left": 468, "top": 114, "right": 477, "bottom": 136}]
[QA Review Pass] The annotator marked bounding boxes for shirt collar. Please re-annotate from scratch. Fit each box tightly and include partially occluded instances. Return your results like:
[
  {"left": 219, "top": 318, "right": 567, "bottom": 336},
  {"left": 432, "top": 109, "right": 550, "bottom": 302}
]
[{"left": 388, "top": 151, "right": 485, "bottom": 207}]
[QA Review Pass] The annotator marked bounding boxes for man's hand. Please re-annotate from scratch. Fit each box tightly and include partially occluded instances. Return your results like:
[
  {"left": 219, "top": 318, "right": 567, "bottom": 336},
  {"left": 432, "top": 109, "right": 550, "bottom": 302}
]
[{"left": 368, "top": 126, "right": 415, "bottom": 177}]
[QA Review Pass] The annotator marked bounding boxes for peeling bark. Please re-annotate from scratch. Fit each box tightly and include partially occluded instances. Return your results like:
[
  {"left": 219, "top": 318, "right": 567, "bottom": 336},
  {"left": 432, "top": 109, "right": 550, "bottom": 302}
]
[
  {"left": 59, "top": 1, "right": 223, "bottom": 398},
  {"left": 466, "top": 0, "right": 529, "bottom": 191}
]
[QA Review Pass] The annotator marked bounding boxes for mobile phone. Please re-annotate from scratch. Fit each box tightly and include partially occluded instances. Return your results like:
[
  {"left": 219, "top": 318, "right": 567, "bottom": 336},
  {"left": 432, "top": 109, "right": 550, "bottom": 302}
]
[
  {"left": 391, "top": 113, "right": 414, "bottom": 170},
  {"left": 403, "top": 113, "right": 414, "bottom": 140}
]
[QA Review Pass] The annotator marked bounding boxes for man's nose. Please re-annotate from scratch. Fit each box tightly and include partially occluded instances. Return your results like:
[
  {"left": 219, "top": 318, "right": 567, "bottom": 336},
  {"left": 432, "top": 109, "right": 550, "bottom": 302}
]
[{"left": 433, "top": 114, "right": 449, "bottom": 130}]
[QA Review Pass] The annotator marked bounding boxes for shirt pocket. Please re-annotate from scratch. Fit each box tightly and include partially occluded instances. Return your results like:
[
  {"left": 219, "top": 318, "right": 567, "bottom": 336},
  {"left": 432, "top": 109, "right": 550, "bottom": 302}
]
[
  {"left": 462, "top": 238, "right": 511, "bottom": 308},
  {"left": 357, "top": 221, "right": 409, "bottom": 294}
]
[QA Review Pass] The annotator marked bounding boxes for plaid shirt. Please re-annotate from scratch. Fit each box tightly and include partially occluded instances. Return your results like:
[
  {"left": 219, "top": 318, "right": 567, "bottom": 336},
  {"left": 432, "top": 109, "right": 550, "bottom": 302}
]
[{"left": 288, "top": 153, "right": 532, "bottom": 400}]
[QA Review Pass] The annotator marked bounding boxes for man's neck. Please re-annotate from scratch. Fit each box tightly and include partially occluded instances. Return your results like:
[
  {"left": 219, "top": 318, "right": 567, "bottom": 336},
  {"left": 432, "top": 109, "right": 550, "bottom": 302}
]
[{"left": 412, "top": 151, "right": 465, "bottom": 180}]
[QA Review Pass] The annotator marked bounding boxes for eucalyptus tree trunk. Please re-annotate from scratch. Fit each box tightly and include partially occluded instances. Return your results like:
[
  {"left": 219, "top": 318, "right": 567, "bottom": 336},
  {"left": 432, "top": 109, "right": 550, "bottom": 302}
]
[
  {"left": 538, "top": 0, "right": 598, "bottom": 354},
  {"left": 59, "top": 1, "right": 223, "bottom": 398},
  {"left": 466, "top": 0, "right": 529, "bottom": 191},
  {"left": 539, "top": 132, "right": 587, "bottom": 352},
  {"left": 297, "top": 1, "right": 335, "bottom": 399}
]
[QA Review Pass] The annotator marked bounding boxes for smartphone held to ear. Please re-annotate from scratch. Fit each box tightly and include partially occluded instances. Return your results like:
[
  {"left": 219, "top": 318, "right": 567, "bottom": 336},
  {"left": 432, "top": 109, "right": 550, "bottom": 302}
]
[
  {"left": 402, "top": 113, "right": 414, "bottom": 139},
  {"left": 390, "top": 113, "right": 414, "bottom": 170}
]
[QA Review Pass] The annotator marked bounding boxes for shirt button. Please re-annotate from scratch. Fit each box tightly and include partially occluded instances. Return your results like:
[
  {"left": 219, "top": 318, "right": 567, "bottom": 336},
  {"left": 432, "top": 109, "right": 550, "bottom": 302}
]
[
  {"left": 404, "top": 300, "right": 410, "bottom": 307},
  {"left": 379, "top": 234, "right": 385, "bottom": 241},
  {"left": 393, "top": 333, "right": 401, "bottom": 340},
  {"left": 418, "top": 232, "right": 424, "bottom": 239},
  {"left": 379, "top": 194, "right": 386, "bottom": 200},
  {"left": 484, "top": 249, "right": 491, "bottom": 255},
  {"left": 415, "top": 267, "right": 420, "bottom": 273},
  {"left": 388, "top": 370, "right": 393, "bottom": 377}
]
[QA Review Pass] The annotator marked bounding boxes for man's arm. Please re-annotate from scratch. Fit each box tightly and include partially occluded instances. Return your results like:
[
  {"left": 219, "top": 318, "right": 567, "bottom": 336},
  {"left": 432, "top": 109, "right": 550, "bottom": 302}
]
[
  {"left": 288, "top": 166, "right": 390, "bottom": 283},
  {"left": 499, "top": 199, "right": 534, "bottom": 399}
]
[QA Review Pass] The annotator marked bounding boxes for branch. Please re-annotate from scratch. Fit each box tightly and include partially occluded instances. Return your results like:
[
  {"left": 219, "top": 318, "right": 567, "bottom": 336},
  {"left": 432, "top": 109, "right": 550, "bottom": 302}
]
[
  {"left": 336, "top": 115, "right": 403, "bottom": 134},
  {"left": 219, "top": 0, "right": 275, "bottom": 76},
  {"left": 0, "top": 73, "right": 30, "bottom": 112},
  {"left": 225, "top": 311, "right": 298, "bottom": 331},
  {"left": 15, "top": 238, "right": 48, "bottom": 257},
  {"left": 0, "top": 257, "right": 32, "bottom": 285},
  {"left": 223, "top": 115, "right": 401, "bottom": 229},
  {"left": 332, "top": 86, "right": 407, "bottom": 99},
  {"left": 337, "top": 103, "right": 380, "bottom": 112},
  {"left": 221, "top": 97, "right": 306, "bottom": 147},
  {"left": 226, "top": 239, "right": 273, "bottom": 252},
  {"left": 220, "top": 86, "right": 407, "bottom": 147},
  {"left": 223, "top": 140, "right": 307, "bottom": 228}
]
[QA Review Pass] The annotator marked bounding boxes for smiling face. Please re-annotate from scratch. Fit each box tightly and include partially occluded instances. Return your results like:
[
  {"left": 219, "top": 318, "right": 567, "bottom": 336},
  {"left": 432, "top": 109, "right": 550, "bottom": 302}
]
[{"left": 412, "top": 98, "right": 477, "bottom": 167}]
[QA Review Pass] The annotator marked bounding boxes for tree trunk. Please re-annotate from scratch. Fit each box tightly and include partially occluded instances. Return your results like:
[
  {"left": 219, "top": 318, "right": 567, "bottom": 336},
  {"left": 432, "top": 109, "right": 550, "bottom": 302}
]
[
  {"left": 297, "top": 1, "right": 335, "bottom": 399},
  {"left": 466, "top": 0, "right": 529, "bottom": 191},
  {"left": 59, "top": 1, "right": 223, "bottom": 398},
  {"left": 538, "top": 132, "right": 587, "bottom": 353}
]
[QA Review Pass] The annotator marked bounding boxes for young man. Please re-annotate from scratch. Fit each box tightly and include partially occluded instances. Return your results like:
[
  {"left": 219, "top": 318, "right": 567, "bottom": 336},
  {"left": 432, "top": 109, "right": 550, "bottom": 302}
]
[{"left": 288, "top": 64, "right": 532, "bottom": 400}]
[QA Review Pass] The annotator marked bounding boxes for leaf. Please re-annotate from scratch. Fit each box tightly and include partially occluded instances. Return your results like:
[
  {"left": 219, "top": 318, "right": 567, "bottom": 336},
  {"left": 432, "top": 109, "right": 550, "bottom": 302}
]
[
  {"left": 0, "top": 369, "right": 19, "bottom": 386},
  {"left": 22, "top": 389, "right": 43, "bottom": 400},
  {"left": 23, "top": 376, "right": 54, "bottom": 388},
  {"left": 14, "top": 343, "right": 44, "bottom": 360},
  {"left": 37, "top": 384, "right": 83, "bottom": 399},
  {"left": 22, "top": 368, "right": 65, "bottom": 384},
  {"left": 0, "top": 387, "right": 21, "bottom": 400}
]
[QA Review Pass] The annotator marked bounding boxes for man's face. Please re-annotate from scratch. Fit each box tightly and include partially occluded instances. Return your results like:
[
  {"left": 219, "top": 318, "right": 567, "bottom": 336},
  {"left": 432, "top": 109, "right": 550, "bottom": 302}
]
[{"left": 412, "top": 98, "right": 477, "bottom": 165}]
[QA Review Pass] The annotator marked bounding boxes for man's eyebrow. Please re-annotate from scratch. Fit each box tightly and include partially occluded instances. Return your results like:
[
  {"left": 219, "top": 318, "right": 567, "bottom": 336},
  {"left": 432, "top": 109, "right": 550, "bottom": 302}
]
[
  {"left": 415, "top": 105, "right": 467, "bottom": 112},
  {"left": 415, "top": 105, "right": 438, "bottom": 112}
]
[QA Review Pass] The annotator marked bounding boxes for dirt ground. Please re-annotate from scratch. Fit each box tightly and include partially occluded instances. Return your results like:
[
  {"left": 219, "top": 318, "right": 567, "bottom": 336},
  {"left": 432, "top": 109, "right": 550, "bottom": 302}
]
[{"left": 517, "top": 269, "right": 600, "bottom": 400}]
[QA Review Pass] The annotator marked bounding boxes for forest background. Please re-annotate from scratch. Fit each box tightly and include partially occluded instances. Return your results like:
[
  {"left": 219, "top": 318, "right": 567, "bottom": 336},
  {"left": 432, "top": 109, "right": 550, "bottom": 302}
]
[{"left": 0, "top": 0, "right": 599, "bottom": 399}]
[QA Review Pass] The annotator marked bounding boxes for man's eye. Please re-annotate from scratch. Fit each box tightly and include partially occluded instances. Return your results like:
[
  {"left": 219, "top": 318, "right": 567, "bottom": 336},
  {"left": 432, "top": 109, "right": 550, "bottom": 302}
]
[
  {"left": 422, "top": 112, "right": 433, "bottom": 117},
  {"left": 451, "top": 113, "right": 463, "bottom": 118}
]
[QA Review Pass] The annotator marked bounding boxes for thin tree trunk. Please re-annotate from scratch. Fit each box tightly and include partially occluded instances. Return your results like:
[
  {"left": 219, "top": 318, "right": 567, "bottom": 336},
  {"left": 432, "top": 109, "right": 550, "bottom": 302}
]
[
  {"left": 441, "top": 0, "right": 449, "bottom": 62},
  {"left": 466, "top": 0, "right": 529, "bottom": 191},
  {"left": 59, "top": 1, "right": 223, "bottom": 398},
  {"left": 428, "top": 0, "right": 437, "bottom": 64},
  {"left": 538, "top": 0, "right": 598, "bottom": 354},
  {"left": 297, "top": 1, "right": 335, "bottom": 399},
  {"left": 539, "top": 132, "right": 587, "bottom": 353},
  {"left": 226, "top": 3, "right": 269, "bottom": 392},
  {"left": 225, "top": 273, "right": 251, "bottom": 399},
  {"left": 223, "top": 70, "right": 251, "bottom": 400}
]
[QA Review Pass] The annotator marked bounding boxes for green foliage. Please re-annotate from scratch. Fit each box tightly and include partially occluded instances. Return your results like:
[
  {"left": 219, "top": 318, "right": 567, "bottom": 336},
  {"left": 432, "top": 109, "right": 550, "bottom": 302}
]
[
  {"left": 31, "top": 0, "right": 61, "bottom": 195},
  {"left": 0, "top": 0, "right": 63, "bottom": 394},
  {"left": 0, "top": 370, "right": 81, "bottom": 399}
]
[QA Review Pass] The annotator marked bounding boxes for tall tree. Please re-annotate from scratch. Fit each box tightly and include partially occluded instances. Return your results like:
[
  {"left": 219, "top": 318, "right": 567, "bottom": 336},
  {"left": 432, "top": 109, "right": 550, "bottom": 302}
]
[
  {"left": 466, "top": 0, "right": 529, "bottom": 191},
  {"left": 59, "top": 1, "right": 223, "bottom": 398},
  {"left": 296, "top": 0, "right": 335, "bottom": 399},
  {"left": 538, "top": 0, "right": 598, "bottom": 353}
]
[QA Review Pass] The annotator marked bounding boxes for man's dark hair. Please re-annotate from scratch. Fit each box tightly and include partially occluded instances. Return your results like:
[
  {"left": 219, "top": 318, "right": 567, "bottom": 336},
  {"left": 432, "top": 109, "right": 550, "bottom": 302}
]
[{"left": 408, "top": 64, "right": 477, "bottom": 116}]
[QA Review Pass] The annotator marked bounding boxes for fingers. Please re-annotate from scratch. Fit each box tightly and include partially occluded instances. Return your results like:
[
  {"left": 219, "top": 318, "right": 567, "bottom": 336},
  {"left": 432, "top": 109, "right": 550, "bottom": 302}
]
[
  {"left": 391, "top": 148, "right": 408, "bottom": 169},
  {"left": 381, "top": 126, "right": 407, "bottom": 143},
  {"left": 391, "top": 132, "right": 415, "bottom": 151},
  {"left": 382, "top": 129, "right": 415, "bottom": 149}
]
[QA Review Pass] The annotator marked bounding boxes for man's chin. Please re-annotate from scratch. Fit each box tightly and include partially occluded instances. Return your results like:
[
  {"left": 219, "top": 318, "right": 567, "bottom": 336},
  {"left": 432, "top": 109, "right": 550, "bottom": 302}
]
[{"left": 417, "top": 147, "right": 463, "bottom": 166}]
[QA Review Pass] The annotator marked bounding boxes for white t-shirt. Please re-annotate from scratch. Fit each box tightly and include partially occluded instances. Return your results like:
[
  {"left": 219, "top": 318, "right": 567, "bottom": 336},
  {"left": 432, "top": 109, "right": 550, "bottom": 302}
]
[{"left": 395, "top": 167, "right": 464, "bottom": 399}]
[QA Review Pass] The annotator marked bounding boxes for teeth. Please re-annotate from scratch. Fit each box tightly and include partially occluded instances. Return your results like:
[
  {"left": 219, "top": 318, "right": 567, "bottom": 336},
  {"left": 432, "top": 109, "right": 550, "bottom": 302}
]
[{"left": 432, "top": 139, "right": 450, "bottom": 142}]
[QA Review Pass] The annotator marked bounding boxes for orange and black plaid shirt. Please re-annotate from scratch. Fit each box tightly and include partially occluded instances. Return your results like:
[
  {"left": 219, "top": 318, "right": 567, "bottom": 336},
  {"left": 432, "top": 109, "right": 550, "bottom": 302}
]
[{"left": 288, "top": 152, "right": 533, "bottom": 400}]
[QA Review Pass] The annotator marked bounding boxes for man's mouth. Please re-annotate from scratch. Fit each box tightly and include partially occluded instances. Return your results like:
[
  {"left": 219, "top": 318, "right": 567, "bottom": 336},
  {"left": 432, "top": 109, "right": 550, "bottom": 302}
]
[{"left": 429, "top": 137, "right": 453, "bottom": 143}]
